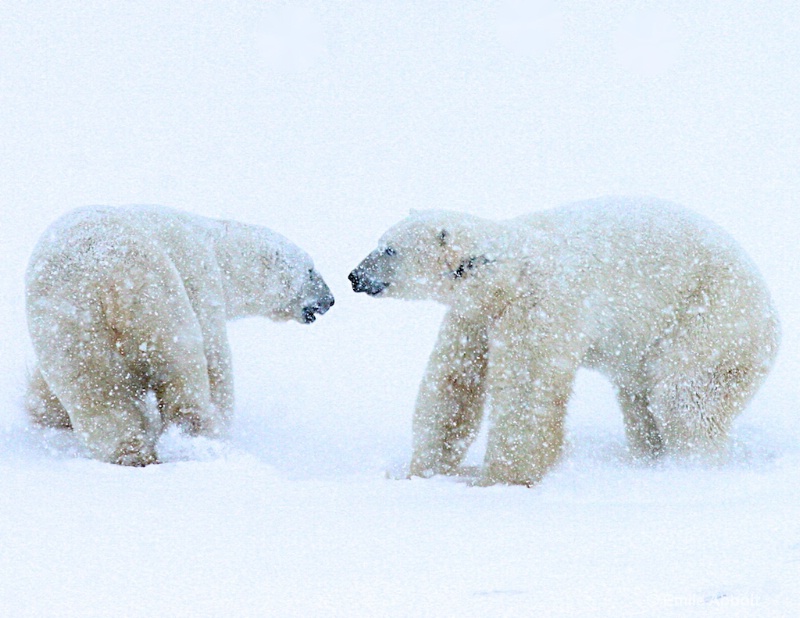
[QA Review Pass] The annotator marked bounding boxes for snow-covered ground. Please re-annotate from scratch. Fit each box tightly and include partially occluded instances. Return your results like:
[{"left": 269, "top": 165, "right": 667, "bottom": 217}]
[{"left": 1, "top": 2, "right": 799, "bottom": 616}]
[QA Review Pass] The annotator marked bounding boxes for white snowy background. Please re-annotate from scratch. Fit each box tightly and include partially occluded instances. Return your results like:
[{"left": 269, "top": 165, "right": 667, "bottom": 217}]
[{"left": 1, "top": 1, "right": 799, "bottom": 616}]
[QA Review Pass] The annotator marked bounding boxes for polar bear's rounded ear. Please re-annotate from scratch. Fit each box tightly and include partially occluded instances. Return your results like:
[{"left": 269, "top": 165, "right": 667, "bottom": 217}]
[{"left": 409, "top": 208, "right": 419, "bottom": 215}]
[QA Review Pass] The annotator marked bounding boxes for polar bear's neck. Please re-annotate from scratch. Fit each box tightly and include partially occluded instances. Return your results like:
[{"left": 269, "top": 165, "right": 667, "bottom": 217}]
[
  {"left": 443, "top": 222, "right": 555, "bottom": 318},
  {"left": 210, "top": 221, "right": 254, "bottom": 319}
]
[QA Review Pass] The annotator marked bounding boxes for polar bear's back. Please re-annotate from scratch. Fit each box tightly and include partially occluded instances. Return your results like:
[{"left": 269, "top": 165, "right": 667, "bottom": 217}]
[
  {"left": 509, "top": 198, "right": 766, "bottom": 294},
  {"left": 504, "top": 198, "right": 779, "bottom": 373},
  {"left": 25, "top": 206, "right": 215, "bottom": 354},
  {"left": 28, "top": 205, "right": 211, "bottom": 269},
  {"left": 26, "top": 206, "right": 221, "bottom": 302},
  {"left": 28, "top": 207, "right": 156, "bottom": 294},
  {"left": 513, "top": 198, "right": 737, "bottom": 260}
]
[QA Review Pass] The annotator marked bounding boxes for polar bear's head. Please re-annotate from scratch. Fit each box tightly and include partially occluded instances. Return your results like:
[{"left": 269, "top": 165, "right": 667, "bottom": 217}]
[
  {"left": 349, "top": 210, "right": 498, "bottom": 304},
  {"left": 216, "top": 221, "right": 334, "bottom": 323}
]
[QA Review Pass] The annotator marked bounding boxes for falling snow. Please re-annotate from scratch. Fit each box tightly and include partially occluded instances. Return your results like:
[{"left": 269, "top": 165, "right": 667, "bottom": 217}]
[{"left": 1, "top": 2, "right": 799, "bottom": 616}]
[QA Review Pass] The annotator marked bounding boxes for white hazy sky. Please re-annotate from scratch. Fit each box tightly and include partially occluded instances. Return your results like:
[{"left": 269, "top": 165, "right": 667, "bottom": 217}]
[{"left": 1, "top": 0, "right": 798, "bottom": 448}]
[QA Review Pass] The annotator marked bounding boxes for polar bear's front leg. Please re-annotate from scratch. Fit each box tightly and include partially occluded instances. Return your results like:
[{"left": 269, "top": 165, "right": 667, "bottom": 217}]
[
  {"left": 180, "top": 273, "right": 235, "bottom": 435},
  {"left": 480, "top": 304, "right": 579, "bottom": 486},
  {"left": 410, "top": 310, "right": 489, "bottom": 477},
  {"left": 111, "top": 272, "right": 219, "bottom": 439},
  {"left": 205, "top": 335, "right": 234, "bottom": 432},
  {"left": 195, "top": 312, "right": 234, "bottom": 434}
]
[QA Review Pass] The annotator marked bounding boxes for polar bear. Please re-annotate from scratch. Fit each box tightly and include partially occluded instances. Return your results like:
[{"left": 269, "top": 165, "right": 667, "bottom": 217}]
[
  {"left": 349, "top": 198, "right": 780, "bottom": 486},
  {"left": 26, "top": 205, "right": 334, "bottom": 466}
]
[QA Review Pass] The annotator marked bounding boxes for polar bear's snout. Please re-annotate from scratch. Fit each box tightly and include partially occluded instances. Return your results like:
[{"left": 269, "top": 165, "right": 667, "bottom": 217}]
[
  {"left": 301, "top": 293, "right": 335, "bottom": 323},
  {"left": 348, "top": 268, "right": 387, "bottom": 296},
  {"left": 349, "top": 249, "right": 392, "bottom": 296},
  {"left": 299, "top": 269, "right": 335, "bottom": 324}
]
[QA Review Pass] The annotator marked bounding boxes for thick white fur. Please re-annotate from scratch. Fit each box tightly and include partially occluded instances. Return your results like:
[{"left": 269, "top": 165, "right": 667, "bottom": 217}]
[
  {"left": 351, "top": 199, "right": 780, "bottom": 486},
  {"left": 26, "top": 205, "right": 331, "bottom": 465}
]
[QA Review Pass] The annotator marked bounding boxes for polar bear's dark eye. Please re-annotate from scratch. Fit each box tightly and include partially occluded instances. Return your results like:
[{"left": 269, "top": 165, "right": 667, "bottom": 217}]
[{"left": 384, "top": 247, "right": 396, "bottom": 257}]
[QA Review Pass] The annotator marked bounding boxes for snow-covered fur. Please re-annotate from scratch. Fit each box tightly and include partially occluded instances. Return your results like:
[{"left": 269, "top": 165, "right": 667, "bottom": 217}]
[
  {"left": 349, "top": 199, "right": 780, "bottom": 486},
  {"left": 26, "top": 205, "right": 334, "bottom": 466}
]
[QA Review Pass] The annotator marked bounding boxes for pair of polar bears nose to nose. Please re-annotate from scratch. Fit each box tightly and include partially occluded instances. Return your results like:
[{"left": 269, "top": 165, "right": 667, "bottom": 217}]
[{"left": 26, "top": 199, "right": 780, "bottom": 486}]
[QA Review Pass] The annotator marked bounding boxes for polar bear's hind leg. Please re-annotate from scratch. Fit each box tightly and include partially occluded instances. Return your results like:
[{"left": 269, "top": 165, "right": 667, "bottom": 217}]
[
  {"left": 616, "top": 383, "right": 663, "bottom": 459},
  {"left": 26, "top": 365, "right": 72, "bottom": 429},
  {"left": 38, "top": 338, "right": 155, "bottom": 466},
  {"left": 645, "top": 303, "right": 777, "bottom": 457},
  {"left": 649, "top": 361, "right": 762, "bottom": 457}
]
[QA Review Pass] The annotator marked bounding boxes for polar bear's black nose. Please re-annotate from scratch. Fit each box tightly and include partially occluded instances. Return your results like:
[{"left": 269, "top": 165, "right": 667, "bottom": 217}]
[
  {"left": 349, "top": 269, "right": 386, "bottom": 296},
  {"left": 317, "top": 294, "right": 334, "bottom": 314},
  {"left": 301, "top": 294, "right": 334, "bottom": 324},
  {"left": 348, "top": 269, "right": 362, "bottom": 290}
]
